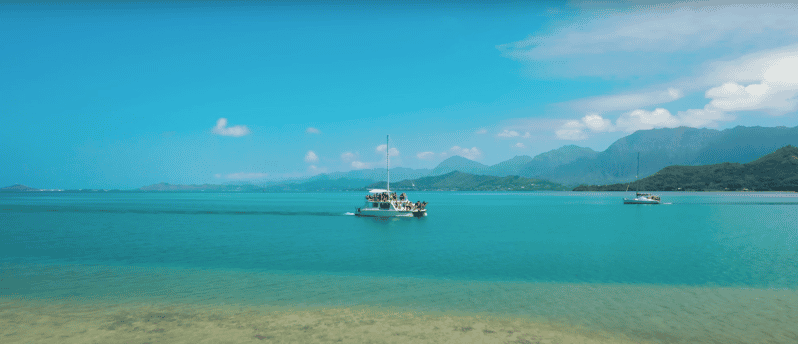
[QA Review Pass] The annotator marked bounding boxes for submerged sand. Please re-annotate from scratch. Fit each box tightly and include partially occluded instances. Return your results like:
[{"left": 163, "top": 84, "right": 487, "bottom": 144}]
[{"left": 1, "top": 297, "right": 647, "bottom": 344}]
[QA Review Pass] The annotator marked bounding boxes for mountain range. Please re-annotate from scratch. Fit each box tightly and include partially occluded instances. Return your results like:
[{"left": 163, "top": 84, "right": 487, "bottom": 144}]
[
  {"left": 293, "top": 125, "right": 798, "bottom": 187},
  {"left": 364, "top": 171, "right": 566, "bottom": 191},
  {"left": 5, "top": 125, "right": 797, "bottom": 191},
  {"left": 574, "top": 145, "right": 798, "bottom": 192}
]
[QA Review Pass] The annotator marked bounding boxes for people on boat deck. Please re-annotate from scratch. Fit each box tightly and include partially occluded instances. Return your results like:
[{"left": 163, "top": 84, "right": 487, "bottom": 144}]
[{"left": 364, "top": 192, "right": 427, "bottom": 211}]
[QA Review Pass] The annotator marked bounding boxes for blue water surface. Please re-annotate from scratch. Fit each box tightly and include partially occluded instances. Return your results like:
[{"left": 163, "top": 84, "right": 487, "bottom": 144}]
[{"left": 3, "top": 192, "right": 796, "bottom": 288}]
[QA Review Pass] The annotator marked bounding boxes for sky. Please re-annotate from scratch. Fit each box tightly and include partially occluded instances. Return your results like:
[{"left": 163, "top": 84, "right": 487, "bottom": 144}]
[{"left": 2, "top": 1, "right": 798, "bottom": 189}]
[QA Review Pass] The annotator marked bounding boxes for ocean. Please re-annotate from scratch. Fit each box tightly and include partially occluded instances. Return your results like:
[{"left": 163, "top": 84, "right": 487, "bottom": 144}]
[{"left": 2, "top": 192, "right": 797, "bottom": 343}]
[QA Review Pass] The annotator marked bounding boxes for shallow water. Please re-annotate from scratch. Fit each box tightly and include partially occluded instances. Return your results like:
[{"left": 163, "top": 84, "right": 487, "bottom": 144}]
[{"left": 2, "top": 192, "right": 797, "bottom": 343}]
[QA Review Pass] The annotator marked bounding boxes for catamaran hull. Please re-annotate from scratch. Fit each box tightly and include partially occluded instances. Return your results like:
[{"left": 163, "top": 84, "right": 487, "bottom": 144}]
[
  {"left": 623, "top": 199, "right": 660, "bottom": 204},
  {"left": 356, "top": 209, "right": 427, "bottom": 217}
]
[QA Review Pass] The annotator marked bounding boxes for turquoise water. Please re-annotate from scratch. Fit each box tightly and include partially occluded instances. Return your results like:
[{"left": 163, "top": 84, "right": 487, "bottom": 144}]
[{"left": 2, "top": 192, "right": 798, "bottom": 342}]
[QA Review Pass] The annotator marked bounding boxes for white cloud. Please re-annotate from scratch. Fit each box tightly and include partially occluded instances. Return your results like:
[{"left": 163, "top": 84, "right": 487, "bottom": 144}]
[
  {"left": 306, "top": 127, "right": 320, "bottom": 134},
  {"left": 416, "top": 151, "right": 435, "bottom": 160},
  {"left": 497, "top": 130, "right": 531, "bottom": 138},
  {"left": 582, "top": 113, "right": 614, "bottom": 132},
  {"left": 449, "top": 146, "right": 482, "bottom": 161},
  {"left": 304, "top": 151, "right": 319, "bottom": 163},
  {"left": 220, "top": 172, "right": 268, "bottom": 180},
  {"left": 556, "top": 105, "right": 736, "bottom": 140},
  {"left": 499, "top": 4, "right": 798, "bottom": 59},
  {"left": 499, "top": 118, "right": 567, "bottom": 135},
  {"left": 555, "top": 113, "right": 615, "bottom": 140},
  {"left": 340, "top": 151, "right": 357, "bottom": 162},
  {"left": 704, "top": 44, "right": 798, "bottom": 84},
  {"left": 567, "top": 87, "right": 685, "bottom": 114},
  {"left": 703, "top": 54, "right": 798, "bottom": 114},
  {"left": 555, "top": 120, "right": 590, "bottom": 140},
  {"left": 351, "top": 161, "right": 371, "bottom": 169},
  {"left": 676, "top": 105, "right": 733, "bottom": 128},
  {"left": 212, "top": 118, "right": 250, "bottom": 137},
  {"left": 497, "top": 3, "right": 798, "bottom": 80},
  {"left": 514, "top": 142, "right": 526, "bottom": 148},
  {"left": 615, "top": 108, "right": 681, "bottom": 132},
  {"left": 375, "top": 144, "right": 399, "bottom": 157},
  {"left": 497, "top": 129, "right": 520, "bottom": 138},
  {"left": 475, "top": 128, "right": 488, "bottom": 134}
]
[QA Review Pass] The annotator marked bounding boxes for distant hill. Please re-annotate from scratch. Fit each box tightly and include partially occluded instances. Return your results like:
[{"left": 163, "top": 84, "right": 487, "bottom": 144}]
[
  {"left": 530, "top": 125, "right": 798, "bottom": 186},
  {"left": 303, "top": 167, "right": 430, "bottom": 184},
  {"left": 264, "top": 178, "right": 376, "bottom": 192},
  {"left": 139, "top": 183, "right": 264, "bottom": 192},
  {"left": 365, "top": 171, "right": 566, "bottom": 191},
  {"left": 0, "top": 184, "right": 40, "bottom": 192},
  {"left": 429, "top": 156, "right": 489, "bottom": 176},
  {"left": 574, "top": 145, "right": 798, "bottom": 192}
]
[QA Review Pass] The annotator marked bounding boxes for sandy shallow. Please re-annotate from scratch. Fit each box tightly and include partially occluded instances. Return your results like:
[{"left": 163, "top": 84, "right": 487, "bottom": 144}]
[{"left": 1, "top": 297, "right": 648, "bottom": 344}]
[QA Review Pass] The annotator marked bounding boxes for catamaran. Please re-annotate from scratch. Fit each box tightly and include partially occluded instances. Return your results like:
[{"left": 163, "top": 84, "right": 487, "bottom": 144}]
[
  {"left": 355, "top": 135, "right": 427, "bottom": 217},
  {"left": 623, "top": 152, "right": 661, "bottom": 205}
]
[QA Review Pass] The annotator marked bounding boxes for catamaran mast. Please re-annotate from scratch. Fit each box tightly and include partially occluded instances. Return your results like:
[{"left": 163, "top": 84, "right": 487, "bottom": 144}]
[
  {"left": 387, "top": 135, "right": 390, "bottom": 192},
  {"left": 636, "top": 152, "right": 640, "bottom": 194}
]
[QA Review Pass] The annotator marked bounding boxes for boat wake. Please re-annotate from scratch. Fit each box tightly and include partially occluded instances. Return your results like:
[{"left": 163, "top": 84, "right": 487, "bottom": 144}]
[
  {"left": 2, "top": 207, "right": 346, "bottom": 217},
  {"left": 344, "top": 212, "right": 356, "bottom": 216}
]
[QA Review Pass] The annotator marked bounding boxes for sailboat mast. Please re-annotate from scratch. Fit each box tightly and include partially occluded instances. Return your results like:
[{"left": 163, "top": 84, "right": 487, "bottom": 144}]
[
  {"left": 387, "top": 135, "right": 390, "bottom": 192},
  {"left": 636, "top": 152, "right": 640, "bottom": 193}
]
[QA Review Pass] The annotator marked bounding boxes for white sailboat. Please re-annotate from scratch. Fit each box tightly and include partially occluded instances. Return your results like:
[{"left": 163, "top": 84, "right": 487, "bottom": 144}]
[
  {"left": 623, "top": 152, "right": 661, "bottom": 205},
  {"left": 355, "top": 135, "right": 427, "bottom": 217}
]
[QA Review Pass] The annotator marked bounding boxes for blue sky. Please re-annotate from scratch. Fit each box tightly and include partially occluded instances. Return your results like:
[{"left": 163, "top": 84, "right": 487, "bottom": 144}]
[{"left": 2, "top": 1, "right": 798, "bottom": 189}]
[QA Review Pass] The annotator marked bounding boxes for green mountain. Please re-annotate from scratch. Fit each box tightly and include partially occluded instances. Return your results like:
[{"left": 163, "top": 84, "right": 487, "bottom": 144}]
[
  {"left": 573, "top": 145, "right": 798, "bottom": 192},
  {"left": 365, "top": 171, "right": 566, "bottom": 191},
  {"left": 429, "top": 156, "right": 489, "bottom": 176}
]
